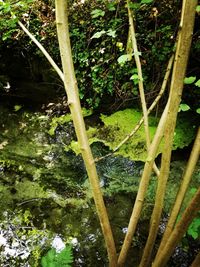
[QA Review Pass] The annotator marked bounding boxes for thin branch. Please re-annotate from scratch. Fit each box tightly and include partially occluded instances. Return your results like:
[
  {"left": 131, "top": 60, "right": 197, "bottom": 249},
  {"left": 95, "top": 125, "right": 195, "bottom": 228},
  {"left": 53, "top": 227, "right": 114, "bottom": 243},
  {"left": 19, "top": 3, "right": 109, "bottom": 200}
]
[
  {"left": 18, "top": 21, "right": 64, "bottom": 82},
  {"left": 190, "top": 251, "right": 200, "bottom": 267},
  {"left": 127, "top": 0, "right": 161, "bottom": 176},
  {"left": 152, "top": 187, "right": 200, "bottom": 267},
  {"left": 139, "top": 0, "right": 197, "bottom": 265},
  {"left": 156, "top": 126, "right": 200, "bottom": 256},
  {"left": 55, "top": 1, "right": 117, "bottom": 266},
  {"left": 117, "top": 100, "right": 169, "bottom": 266},
  {"left": 95, "top": 53, "right": 174, "bottom": 163}
]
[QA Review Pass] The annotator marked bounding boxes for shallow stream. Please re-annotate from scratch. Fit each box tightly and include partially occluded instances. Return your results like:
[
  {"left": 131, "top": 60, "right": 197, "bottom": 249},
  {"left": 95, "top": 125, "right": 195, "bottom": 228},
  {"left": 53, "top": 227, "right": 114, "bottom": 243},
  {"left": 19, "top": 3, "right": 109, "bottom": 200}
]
[{"left": 0, "top": 98, "right": 199, "bottom": 266}]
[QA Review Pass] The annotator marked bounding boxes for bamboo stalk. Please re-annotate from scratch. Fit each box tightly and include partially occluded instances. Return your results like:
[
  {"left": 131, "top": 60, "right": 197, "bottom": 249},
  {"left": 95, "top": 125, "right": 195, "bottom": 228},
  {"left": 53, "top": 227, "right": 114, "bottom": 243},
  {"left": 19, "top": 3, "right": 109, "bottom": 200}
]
[
  {"left": 54, "top": 1, "right": 117, "bottom": 266},
  {"left": 190, "top": 251, "right": 200, "bottom": 267},
  {"left": 139, "top": 1, "right": 197, "bottom": 266},
  {"left": 117, "top": 100, "right": 169, "bottom": 266},
  {"left": 18, "top": 21, "right": 64, "bottom": 82},
  {"left": 152, "top": 187, "right": 200, "bottom": 267},
  {"left": 156, "top": 127, "right": 200, "bottom": 256},
  {"left": 127, "top": 0, "right": 159, "bottom": 177}
]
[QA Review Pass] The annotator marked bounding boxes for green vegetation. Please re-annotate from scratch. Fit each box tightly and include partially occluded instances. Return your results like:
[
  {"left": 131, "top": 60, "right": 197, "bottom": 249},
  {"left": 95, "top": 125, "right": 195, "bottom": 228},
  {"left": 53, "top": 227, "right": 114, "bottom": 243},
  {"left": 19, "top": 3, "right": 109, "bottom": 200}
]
[
  {"left": 52, "top": 109, "right": 195, "bottom": 161},
  {"left": 41, "top": 246, "right": 73, "bottom": 267},
  {"left": 0, "top": 0, "right": 199, "bottom": 266},
  {"left": 0, "top": 0, "right": 187, "bottom": 110}
]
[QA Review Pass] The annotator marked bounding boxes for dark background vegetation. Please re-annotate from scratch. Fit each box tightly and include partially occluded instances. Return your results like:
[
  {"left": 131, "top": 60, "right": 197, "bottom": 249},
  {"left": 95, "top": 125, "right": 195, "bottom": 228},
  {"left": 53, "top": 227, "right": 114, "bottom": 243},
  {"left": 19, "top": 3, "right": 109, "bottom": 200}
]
[{"left": 0, "top": 0, "right": 199, "bottom": 118}]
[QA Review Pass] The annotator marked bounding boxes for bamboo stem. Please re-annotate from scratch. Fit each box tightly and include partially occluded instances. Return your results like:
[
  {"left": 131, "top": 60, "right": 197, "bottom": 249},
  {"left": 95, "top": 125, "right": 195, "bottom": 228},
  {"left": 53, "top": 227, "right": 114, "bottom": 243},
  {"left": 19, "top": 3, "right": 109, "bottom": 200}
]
[
  {"left": 127, "top": 0, "right": 159, "bottom": 177},
  {"left": 152, "top": 187, "right": 200, "bottom": 267},
  {"left": 54, "top": 1, "right": 117, "bottom": 266},
  {"left": 117, "top": 100, "right": 169, "bottom": 266},
  {"left": 139, "top": 1, "right": 197, "bottom": 266},
  {"left": 95, "top": 54, "right": 174, "bottom": 163},
  {"left": 156, "top": 127, "right": 200, "bottom": 255}
]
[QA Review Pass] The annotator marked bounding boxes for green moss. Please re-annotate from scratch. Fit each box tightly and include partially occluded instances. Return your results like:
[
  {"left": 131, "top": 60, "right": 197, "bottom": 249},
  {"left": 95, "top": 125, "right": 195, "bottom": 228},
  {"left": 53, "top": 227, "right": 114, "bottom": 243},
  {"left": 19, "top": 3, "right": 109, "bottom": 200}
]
[
  {"left": 49, "top": 108, "right": 195, "bottom": 162},
  {"left": 92, "top": 109, "right": 159, "bottom": 161},
  {"left": 48, "top": 108, "right": 92, "bottom": 136},
  {"left": 14, "top": 180, "right": 49, "bottom": 200},
  {"left": 89, "top": 109, "right": 196, "bottom": 161},
  {"left": 49, "top": 114, "right": 72, "bottom": 136}
]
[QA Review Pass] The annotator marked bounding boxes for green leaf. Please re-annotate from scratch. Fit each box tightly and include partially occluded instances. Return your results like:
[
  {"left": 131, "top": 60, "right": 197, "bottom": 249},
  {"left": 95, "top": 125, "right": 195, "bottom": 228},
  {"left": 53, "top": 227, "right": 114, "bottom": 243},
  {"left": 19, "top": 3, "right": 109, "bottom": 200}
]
[
  {"left": 196, "top": 108, "right": 200, "bottom": 114},
  {"left": 91, "top": 30, "right": 106, "bottom": 39},
  {"left": 107, "top": 3, "right": 116, "bottom": 11},
  {"left": 184, "top": 76, "right": 196, "bottom": 84},
  {"left": 14, "top": 105, "right": 22, "bottom": 112},
  {"left": 0, "top": 2, "right": 11, "bottom": 13},
  {"left": 91, "top": 9, "right": 105, "bottom": 18},
  {"left": 187, "top": 218, "right": 200, "bottom": 239},
  {"left": 41, "top": 246, "right": 73, "bottom": 267},
  {"left": 130, "top": 74, "right": 142, "bottom": 85},
  {"left": 196, "top": 5, "right": 200, "bottom": 12},
  {"left": 179, "top": 103, "right": 190, "bottom": 112},
  {"left": 128, "top": 3, "right": 141, "bottom": 9},
  {"left": 117, "top": 54, "right": 132, "bottom": 66},
  {"left": 195, "top": 79, "right": 200, "bottom": 87},
  {"left": 141, "top": 0, "right": 153, "bottom": 4},
  {"left": 130, "top": 74, "right": 139, "bottom": 80},
  {"left": 133, "top": 51, "right": 142, "bottom": 57},
  {"left": 106, "top": 29, "right": 116, "bottom": 38}
]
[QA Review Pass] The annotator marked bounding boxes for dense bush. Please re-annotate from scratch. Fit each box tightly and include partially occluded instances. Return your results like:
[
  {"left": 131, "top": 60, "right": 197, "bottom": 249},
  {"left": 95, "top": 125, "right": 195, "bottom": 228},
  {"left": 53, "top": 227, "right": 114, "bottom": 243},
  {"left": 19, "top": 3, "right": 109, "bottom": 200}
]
[{"left": 0, "top": 0, "right": 199, "bottom": 112}]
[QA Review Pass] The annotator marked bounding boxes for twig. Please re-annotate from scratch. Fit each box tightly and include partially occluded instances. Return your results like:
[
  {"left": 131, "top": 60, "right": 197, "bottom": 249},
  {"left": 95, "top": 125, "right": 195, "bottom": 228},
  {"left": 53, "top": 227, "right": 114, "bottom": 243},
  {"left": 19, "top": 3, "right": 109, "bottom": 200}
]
[
  {"left": 127, "top": 1, "right": 161, "bottom": 176},
  {"left": 155, "top": 126, "right": 200, "bottom": 256},
  {"left": 95, "top": 53, "right": 174, "bottom": 163},
  {"left": 18, "top": 21, "right": 64, "bottom": 82}
]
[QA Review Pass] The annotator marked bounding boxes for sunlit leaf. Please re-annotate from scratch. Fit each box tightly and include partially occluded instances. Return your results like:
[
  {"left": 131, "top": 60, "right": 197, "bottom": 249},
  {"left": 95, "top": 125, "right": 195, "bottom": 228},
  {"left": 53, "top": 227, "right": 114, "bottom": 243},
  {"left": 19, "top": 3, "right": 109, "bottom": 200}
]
[
  {"left": 128, "top": 3, "right": 141, "bottom": 9},
  {"left": 178, "top": 103, "right": 190, "bottom": 112},
  {"left": 91, "top": 9, "right": 105, "bottom": 18},
  {"left": 196, "top": 5, "right": 200, "bottom": 12},
  {"left": 0, "top": 140, "right": 8, "bottom": 150},
  {"left": 106, "top": 29, "right": 116, "bottom": 38},
  {"left": 195, "top": 79, "right": 200, "bottom": 87},
  {"left": 133, "top": 51, "right": 142, "bottom": 57},
  {"left": 141, "top": 0, "right": 153, "bottom": 4},
  {"left": 41, "top": 246, "right": 73, "bottom": 267},
  {"left": 184, "top": 76, "right": 196, "bottom": 84},
  {"left": 187, "top": 218, "right": 200, "bottom": 239},
  {"left": 14, "top": 105, "right": 22, "bottom": 111},
  {"left": 91, "top": 30, "right": 106, "bottom": 39},
  {"left": 117, "top": 54, "right": 132, "bottom": 65},
  {"left": 116, "top": 42, "right": 123, "bottom": 50},
  {"left": 107, "top": 3, "right": 116, "bottom": 11},
  {"left": 130, "top": 74, "right": 139, "bottom": 80},
  {"left": 196, "top": 108, "right": 200, "bottom": 114}
]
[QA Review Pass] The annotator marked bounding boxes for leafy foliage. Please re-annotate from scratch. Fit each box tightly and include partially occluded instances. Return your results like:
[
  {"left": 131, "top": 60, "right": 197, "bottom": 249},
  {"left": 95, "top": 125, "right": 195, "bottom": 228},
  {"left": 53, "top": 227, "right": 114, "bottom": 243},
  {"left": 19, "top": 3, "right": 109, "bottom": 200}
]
[
  {"left": 178, "top": 103, "right": 190, "bottom": 112},
  {"left": 0, "top": 0, "right": 180, "bottom": 109},
  {"left": 187, "top": 217, "right": 200, "bottom": 239},
  {"left": 195, "top": 79, "right": 200, "bottom": 87},
  {"left": 184, "top": 76, "right": 196, "bottom": 84},
  {"left": 41, "top": 246, "right": 73, "bottom": 267},
  {"left": 182, "top": 76, "right": 200, "bottom": 115},
  {"left": 0, "top": 0, "right": 34, "bottom": 40},
  {"left": 117, "top": 54, "right": 132, "bottom": 66},
  {"left": 91, "top": 9, "right": 105, "bottom": 18},
  {"left": 61, "top": 109, "right": 196, "bottom": 161},
  {"left": 141, "top": 0, "right": 153, "bottom": 3}
]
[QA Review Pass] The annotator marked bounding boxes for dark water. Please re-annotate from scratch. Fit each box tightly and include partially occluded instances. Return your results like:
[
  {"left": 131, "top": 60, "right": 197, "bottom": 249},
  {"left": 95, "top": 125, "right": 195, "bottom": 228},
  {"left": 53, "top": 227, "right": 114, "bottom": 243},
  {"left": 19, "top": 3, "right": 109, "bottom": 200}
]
[
  {"left": 0, "top": 101, "right": 142, "bottom": 266},
  {"left": 0, "top": 100, "right": 199, "bottom": 267}
]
